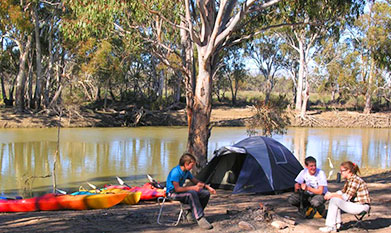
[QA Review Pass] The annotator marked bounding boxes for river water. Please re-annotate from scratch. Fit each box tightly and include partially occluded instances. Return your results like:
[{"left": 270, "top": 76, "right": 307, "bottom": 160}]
[{"left": 0, "top": 127, "right": 390, "bottom": 196}]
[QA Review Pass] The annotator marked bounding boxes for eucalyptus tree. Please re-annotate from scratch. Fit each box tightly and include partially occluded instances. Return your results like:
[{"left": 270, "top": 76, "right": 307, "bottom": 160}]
[
  {"left": 0, "top": 0, "right": 64, "bottom": 111},
  {"left": 0, "top": 0, "right": 34, "bottom": 112},
  {"left": 217, "top": 48, "right": 247, "bottom": 105},
  {"left": 62, "top": 0, "right": 366, "bottom": 170},
  {"left": 245, "top": 34, "right": 283, "bottom": 104},
  {"left": 277, "top": 0, "right": 364, "bottom": 118},
  {"left": 350, "top": 0, "right": 391, "bottom": 113},
  {"left": 0, "top": 38, "right": 19, "bottom": 106},
  {"left": 314, "top": 40, "right": 362, "bottom": 106}
]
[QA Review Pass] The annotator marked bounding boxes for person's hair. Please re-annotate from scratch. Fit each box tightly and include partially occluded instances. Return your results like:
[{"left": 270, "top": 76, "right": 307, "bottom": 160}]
[
  {"left": 341, "top": 161, "right": 360, "bottom": 175},
  {"left": 179, "top": 152, "right": 196, "bottom": 166},
  {"left": 304, "top": 156, "right": 317, "bottom": 166}
]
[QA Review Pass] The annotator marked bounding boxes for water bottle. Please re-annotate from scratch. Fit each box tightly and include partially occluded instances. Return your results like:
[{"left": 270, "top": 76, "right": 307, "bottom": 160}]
[{"left": 336, "top": 172, "right": 341, "bottom": 183}]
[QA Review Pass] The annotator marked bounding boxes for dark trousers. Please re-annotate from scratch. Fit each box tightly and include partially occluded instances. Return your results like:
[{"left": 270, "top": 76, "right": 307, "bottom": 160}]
[
  {"left": 288, "top": 191, "right": 326, "bottom": 214},
  {"left": 167, "top": 189, "right": 210, "bottom": 220}
]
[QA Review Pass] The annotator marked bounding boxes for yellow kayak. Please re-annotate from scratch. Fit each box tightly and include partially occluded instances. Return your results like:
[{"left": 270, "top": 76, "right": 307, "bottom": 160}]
[
  {"left": 57, "top": 193, "right": 128, "bottom": 210},
  {"left": 102, "top": 189, "right": 142, "bottom": 205}
]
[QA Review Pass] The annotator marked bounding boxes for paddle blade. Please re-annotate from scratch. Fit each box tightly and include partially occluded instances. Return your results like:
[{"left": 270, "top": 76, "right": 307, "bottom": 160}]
[
  {"left": 147, "top": 174, "right": 154, "bottom": 183},
  {"left": 87, "top": 182, "right": 97, "bottom": 190},
  {"left": 56, "top": 189, "right": 67, "bottom": 194},
  {"left": 116, "top": 176, "right": 125, "bottom": 185}
]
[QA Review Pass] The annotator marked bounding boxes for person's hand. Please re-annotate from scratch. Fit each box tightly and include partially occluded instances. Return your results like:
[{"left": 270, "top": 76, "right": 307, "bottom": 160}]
[
  {"left": 207, "top": 186, "right": 216, "bottom": 195},
  {"left": 294, "top": 183, "right": 300, "bottom": 191},
  {"left": 197, "top": 182, "right": 205, "bottom": 188},
  {"left": 324, "top": 191, "right": 332, "bottom": 200},
  {"left": 301, "top": 183, "right": 307, "bottom": 191},
  {"left": 192, "top": 185, "right": 202, "bottom": 192}
]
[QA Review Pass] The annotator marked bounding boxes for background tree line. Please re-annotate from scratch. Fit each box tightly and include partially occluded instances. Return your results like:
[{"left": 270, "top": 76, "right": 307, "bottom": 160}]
[{"left": 1, "top": 0, "right": 390, "bottom": 170}]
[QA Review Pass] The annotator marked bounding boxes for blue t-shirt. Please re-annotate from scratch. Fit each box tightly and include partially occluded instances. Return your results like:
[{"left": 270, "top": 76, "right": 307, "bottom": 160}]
[{"left": 166, "top": 165, "right": 193, "bottom": 194}]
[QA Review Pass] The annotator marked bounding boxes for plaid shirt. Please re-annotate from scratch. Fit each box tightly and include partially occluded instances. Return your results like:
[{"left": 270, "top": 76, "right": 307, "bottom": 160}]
[{"left": 342, "top": 174, "right": 370, "bottom": 204}]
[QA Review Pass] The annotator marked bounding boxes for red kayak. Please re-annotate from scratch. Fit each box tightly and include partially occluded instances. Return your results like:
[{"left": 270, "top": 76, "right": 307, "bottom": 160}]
[
  {"left": 105, "top": 183, "right": 165, "bottom": 200},
  {"left": 0, "top": 193, "right": 127, "bottom": 212},
  {"left": 0, "top": 194, "right": 62, "bottom": 212},
  {"left": 129, "top": 183, "right": 165, "bottom": 200}
]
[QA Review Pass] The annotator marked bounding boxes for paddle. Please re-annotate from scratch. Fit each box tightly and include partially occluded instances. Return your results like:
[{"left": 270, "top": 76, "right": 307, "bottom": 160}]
[
  {"left": 147, "top": 174, "right": 164, "bottom": 189},
  {"left": 87, "top": 182, "right": 100, "bottom": 193},
  {"left": 116, "top": 176, "right": 131, "bottom": 188},
  {"left": 56, "top": 189, "right": 67, "bottom": 195}
]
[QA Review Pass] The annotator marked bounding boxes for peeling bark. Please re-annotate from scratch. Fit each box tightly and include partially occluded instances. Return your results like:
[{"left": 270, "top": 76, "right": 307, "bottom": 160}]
[{"left": 15, "top": 34, "right": 33, "bottom": 113}]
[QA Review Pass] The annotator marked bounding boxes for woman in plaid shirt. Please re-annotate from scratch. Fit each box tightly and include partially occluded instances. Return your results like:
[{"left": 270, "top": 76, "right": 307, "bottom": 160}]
[{"left": 319, "top": 161, "right": 370, "bottom": 232}]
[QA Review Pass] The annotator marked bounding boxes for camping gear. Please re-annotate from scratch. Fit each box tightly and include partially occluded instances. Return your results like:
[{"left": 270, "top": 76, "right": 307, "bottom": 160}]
[
  {"left": 106, "top": 182, "right": 164, "bottom": 201},
  {"left": 102, "top": 189, "right": 142, "bottom": 205},
  {"left": 197, "top": 136, "right": 303, "bottom": 194},
  {"left": 116, "top": 176, "right": 132, "bottom": 188},
  {"left": 147, "top": 174, "right": 165, "bottom": 189},
  {"left": 0, "top": 193, "right": 127, "bottom": 212},
  {"left": 0, "top": 193, "right": 62, "bottom": 212},
  {"left": 57, "top": 193, "right": 127, "bottom": 210},
  {"left": 129, "top": 183, "right": 166, "bottom": 200}
]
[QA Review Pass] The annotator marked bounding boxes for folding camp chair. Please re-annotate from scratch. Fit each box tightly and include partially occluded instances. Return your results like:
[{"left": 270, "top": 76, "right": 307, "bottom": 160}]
[
  {"left": 351, "top": 206, "right": 371, "bottom": 231},
  {"left": 157, "top": 197, "right": 191, "bottom": 226}
]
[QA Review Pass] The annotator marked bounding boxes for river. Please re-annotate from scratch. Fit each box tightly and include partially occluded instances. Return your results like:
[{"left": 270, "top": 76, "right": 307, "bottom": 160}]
[{"left": 0, "top": 127, "right": 390, "bottom": 197}]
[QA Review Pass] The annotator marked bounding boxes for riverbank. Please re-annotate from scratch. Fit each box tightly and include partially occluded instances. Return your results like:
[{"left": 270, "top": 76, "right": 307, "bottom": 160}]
[
  {"left": 1, "top": 106, "right": 391, "bottom": 128},
  {"left": 1, "top": 171, "right": 391, "bottom": 232}
]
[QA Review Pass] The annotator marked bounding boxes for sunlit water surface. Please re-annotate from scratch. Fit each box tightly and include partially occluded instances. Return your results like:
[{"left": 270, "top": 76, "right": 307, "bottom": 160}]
[{"left": 0, "top": 127, "right": 390, "bottom": 197}]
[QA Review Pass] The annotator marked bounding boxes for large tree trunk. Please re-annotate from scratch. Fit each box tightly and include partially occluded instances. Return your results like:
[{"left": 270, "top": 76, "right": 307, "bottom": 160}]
[
  {"left": 363, "top": 1, "right": 375, "bottom": 115},
  {"left": 33, "top": 6, "right": 43, "bottom": 109},
  {"left": 265, "top": 78, "right": 272, "bottom": 104},
  {"left": 300, "top": 78, "right": 310, "bottom": 118},
  {"left": 15, "top": 34, "right": 33, "bottom": 113},
  {"left": 27, "top": 54, "right": 34, "bottom": 108},
  {"left": 45, "top": 17, "right": 55, "bottom": 108},
  {"left": 0, "top": 70, "right": 13, "bottom": 106},
  {"left": 158, "top": 70, "right": 164, "bottom": 98},
  {"left": 187, "top": 59, "right": 212, "bottom": 172},
  {"left": 363, "top": 58, "right": 375, "bottom": 114},
  {"left": 180, "top": 22, "right": 195, "bottom": 133},
  {"left": 295, "top": 39, "right": 305, "bottom": 112}
]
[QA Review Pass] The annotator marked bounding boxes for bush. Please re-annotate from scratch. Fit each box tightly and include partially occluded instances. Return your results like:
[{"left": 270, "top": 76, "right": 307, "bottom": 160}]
[{"left": 246, "top": 94, "right": 290, "bottom": 137}]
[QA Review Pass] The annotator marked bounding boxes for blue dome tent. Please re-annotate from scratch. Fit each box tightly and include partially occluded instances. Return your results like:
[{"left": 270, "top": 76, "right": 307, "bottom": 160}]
[{"left": 197, "top": 136, "right": 303, "bottom": 194}]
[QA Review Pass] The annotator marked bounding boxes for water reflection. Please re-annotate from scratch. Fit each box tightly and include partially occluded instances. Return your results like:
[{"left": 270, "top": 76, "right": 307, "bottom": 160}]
[{"left": 0, "top": 127, "right": 390, "bottom": 196}]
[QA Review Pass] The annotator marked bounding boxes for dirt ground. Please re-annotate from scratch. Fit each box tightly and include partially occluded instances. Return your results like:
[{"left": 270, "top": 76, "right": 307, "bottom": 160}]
[{"left": 1, "top": 172, "right": 391, "bottom": 233}]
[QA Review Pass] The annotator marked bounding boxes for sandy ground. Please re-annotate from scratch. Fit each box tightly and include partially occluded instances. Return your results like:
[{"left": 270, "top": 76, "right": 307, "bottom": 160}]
[{"left": 1, "top": 172, "right": 391, "bottom": 233}]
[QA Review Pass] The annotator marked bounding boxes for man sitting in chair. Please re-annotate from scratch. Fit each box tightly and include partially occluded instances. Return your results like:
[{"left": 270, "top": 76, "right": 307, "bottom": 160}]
[
  {"left": 288, "top": 156, "right": 328, "bottom": 218},
  {"left": 166, "top": 152, "right": 216, "bottom": 230}
]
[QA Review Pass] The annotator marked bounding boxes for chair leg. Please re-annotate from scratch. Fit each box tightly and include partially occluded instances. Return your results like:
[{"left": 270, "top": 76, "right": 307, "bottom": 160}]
[
  {"left": 157, "top": 197, "right": 166, "bottom": 225},
  {"left": 352, "top": 214, "right": 368, "bottom": 232},
  {"left": 157, "top": 197, "right": 186, "bottom": 226},
  {"left": 174, "top": 202, "right": 185, "bottom": 226}
]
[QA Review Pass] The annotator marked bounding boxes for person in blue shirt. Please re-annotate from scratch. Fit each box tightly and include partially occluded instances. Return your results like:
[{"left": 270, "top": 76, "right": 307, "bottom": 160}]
[{"left": 166, "top": 152, "right": 216, "bottom": 230}]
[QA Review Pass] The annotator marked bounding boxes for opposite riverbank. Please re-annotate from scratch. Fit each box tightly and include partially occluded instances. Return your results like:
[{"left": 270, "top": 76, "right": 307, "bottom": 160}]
[{"left": 1, "top": 106, "right": 391, "bottom": 128}]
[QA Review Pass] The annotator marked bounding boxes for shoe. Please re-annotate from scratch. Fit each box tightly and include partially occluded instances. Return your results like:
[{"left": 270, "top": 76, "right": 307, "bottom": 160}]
[
  {"left": 184, "top": 210, "right": 195, "bottom": 223},
  {"left": 197, "top": 217, "right": 213, "bottom": 230},
  {"left": 319, "top": 226, "right": 337, "bottom": 232}
]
